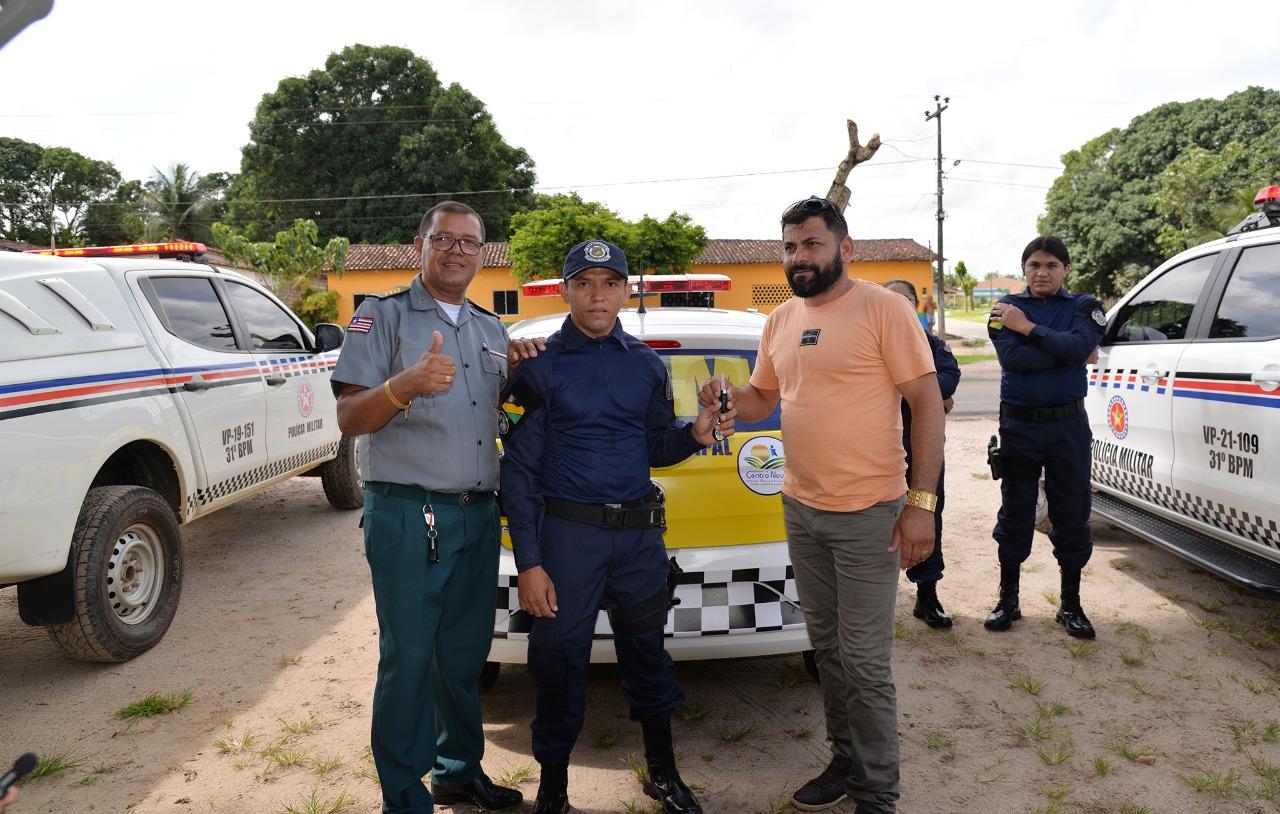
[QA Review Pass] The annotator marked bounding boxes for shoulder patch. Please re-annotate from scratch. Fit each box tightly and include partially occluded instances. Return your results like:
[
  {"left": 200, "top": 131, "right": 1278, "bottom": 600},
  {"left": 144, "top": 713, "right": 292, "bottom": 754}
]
[
  {"left": 365, "top": 285, "right": 409, "bottom": 299},
  {"left": 1091, "top": 308, "right": 1106, "bottom": 326},
  {"left": 498, "top": 375, "right": 544, "bottom": 441},
  {"left": 466, "top": 298, "right": 501, "bottom": 320}
]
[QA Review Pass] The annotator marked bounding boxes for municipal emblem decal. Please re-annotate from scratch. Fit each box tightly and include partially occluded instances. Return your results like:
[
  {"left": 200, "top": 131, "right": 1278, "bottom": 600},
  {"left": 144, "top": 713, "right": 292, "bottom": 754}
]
[
  {"left": 584, "top": 241, "right": 611, "bottom": 262},
  {"left": 737, "top": 435, "right": 786, "bottom": 496},
  {"left": 1107, "top": 395, "right": 1128, "bottom": 440},
  {"left": 1091, "top": 308, "right": 1106, "bottom": 326},
  {"left": 297, "top": 380, "right": 316, "bottom": 418}
]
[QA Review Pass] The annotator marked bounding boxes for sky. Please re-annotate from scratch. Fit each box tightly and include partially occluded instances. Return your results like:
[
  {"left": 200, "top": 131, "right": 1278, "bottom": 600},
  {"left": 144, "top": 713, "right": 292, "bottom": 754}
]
[{"left": 3, "top": 0, "right": 1279, "bottom": 278}]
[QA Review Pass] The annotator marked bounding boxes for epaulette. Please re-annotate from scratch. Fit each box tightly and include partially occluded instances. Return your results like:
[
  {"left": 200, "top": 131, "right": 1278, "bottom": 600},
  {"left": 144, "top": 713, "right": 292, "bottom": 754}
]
[
  {"left": 365, "top": 285, "right": 410, "bottom": 299},
  {"left": 467, "top": 298, "right": 501, "bottom": 320}
]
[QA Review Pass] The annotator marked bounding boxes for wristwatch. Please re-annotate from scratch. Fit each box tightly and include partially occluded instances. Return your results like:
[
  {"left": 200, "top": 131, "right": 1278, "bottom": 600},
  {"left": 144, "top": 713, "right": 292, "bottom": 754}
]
[{"left": 905, "top": 489, "right": 938, "bottom": 513}]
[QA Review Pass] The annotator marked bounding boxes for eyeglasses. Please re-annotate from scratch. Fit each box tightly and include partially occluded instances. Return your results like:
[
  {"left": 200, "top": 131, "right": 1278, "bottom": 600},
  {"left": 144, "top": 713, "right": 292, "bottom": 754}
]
[
  {"left": 422, "top": 233, "right": 484, "bottom": 256},
  {"left": 782, "top": 196, "right": 840, "bottom": 218}
]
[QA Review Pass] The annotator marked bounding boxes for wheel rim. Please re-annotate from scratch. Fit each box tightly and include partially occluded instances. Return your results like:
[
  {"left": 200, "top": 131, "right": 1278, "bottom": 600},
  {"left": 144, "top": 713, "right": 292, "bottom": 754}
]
[{"left": 106, "top": 523, "right": 164, "bottom": 626}]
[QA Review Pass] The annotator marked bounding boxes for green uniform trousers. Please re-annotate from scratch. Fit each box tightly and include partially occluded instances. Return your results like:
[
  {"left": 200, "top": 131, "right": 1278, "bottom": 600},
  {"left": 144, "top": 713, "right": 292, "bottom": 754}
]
[{"left": 363, "top": 482, "right": 500, "bottom": 813}]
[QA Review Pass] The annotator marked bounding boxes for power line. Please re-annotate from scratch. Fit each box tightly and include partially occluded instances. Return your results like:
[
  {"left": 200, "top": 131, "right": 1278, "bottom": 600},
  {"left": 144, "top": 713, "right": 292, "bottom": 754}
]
[
  {"left": 955, "top": 158, "right": 1062, "bottom": 171},
  {"left": 948, "top": 176, "right": 1051, "bottom": 190}
]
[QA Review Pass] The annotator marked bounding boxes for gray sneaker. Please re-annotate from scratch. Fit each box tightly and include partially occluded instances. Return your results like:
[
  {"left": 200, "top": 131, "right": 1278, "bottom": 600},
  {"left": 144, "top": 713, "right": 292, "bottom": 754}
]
[{"left": 791, "top": 756, "right": 852, "bottom": 811}]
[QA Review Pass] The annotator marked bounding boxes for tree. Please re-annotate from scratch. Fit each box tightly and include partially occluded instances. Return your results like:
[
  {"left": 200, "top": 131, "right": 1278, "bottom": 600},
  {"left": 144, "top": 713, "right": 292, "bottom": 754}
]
[
  {"left": 83, "top": 179, "right": 146, "bottom": 245},
  {"left": 213, "top": 219, "right": 349, "bottom": 327},
  {"left": 954, "top": 260, "right": 977, "bottom": 312},
  {"left": 0, "top": 138, "right": 120, "bottom": 246},
  {"left": 0, "top": 136, "right": 43, "bottom": 241},
  {"left": 507, "top": 194, "right": 707, "bottom": 284},
  {"left": 232, "top": 44, "right": 536, "bottom": 244},
  {"left": 141, "top": 163, "right": 232, "bottom": 243},
  {"left": 1039, "top": 86, "right": 1280, "bottom": 299}
]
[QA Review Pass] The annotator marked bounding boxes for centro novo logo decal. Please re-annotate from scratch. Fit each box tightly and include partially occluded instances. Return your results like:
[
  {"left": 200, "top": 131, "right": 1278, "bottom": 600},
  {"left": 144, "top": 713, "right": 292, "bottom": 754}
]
[{"left": 737, "top": 435, "right": 786, "bottom": 495}]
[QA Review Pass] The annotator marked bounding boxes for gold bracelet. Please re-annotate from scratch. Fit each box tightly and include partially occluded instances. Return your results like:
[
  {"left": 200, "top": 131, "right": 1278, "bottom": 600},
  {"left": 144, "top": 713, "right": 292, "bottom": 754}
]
[
  {"left": 383, "top": 379, "right": 411, "bottom": 419},
  {"left": 905, "top": 489, "right": 938, "bottom": 513}
]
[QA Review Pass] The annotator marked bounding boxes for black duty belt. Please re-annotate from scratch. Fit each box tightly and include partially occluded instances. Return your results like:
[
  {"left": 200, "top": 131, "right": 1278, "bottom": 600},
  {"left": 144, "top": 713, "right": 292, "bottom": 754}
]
[
  {"left": 999, "top": 400, "right": 1085, "bottom": 423},
  {"left": 544, "top": 490, "right": 665, "bottom": 530},
  {"left": 364, "top": 480, "right": 494, "bottom": 507}
]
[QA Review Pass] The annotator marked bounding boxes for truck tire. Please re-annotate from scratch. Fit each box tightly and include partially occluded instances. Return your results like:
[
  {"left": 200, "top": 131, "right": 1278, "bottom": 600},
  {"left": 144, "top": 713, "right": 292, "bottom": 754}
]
[
  {"left": 321, "top": 435, "right": 364, "bottom": 511},
  {"left": 46, "top": 486, "right": 183, "bottom": 662}
]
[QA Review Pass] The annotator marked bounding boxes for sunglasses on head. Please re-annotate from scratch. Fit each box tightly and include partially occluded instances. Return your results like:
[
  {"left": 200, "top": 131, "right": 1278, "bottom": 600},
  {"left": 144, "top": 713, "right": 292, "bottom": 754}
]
[{"left": 782, "top": 196, "right": 844, "bottom": 222}]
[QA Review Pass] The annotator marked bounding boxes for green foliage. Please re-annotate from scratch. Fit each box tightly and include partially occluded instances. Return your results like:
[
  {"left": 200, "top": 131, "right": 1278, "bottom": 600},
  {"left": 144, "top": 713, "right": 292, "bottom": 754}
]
[
  {"left": 508, "top": 193, "right": 707, "bottom": 284},
  {"left": 1039, "top": 86, "right": 1280, "bottom": 299},
  {"left": 115, "top": 689, "right": 196, "bottom": 722},
  {"left": 0, "top": 136, "right": 121, "bottom": 245},
  {"left": 232, "top": 43, "right": 535, "bottom": 243},
  {"left": 214, "top": 219, "right": 348, "bottom": 325},
  {"left": 953, "top": 260, "right": 978, "bottom": 311},
  {"left": 141, "top": 163, "right": 232, "bottom": 243}
]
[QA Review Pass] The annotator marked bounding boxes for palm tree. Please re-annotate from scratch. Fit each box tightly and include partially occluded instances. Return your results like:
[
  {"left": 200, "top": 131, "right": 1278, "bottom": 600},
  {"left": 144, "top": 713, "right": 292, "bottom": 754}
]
[{"left": 142, "top": 163, "right": 229, "bottom": 243}]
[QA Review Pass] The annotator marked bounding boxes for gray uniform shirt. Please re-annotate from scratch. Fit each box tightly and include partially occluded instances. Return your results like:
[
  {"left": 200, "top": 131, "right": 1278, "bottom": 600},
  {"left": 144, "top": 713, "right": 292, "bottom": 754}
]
[{"left": 331, "top": 274, "right": 510, "bottom": 492}]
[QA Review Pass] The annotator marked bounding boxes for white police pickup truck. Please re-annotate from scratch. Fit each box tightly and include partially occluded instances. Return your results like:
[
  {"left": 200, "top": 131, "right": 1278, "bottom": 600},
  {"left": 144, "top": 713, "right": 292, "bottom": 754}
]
[
  {"left": 1087, "top": 186, "right": 1280, "bottom": 593},
  {"left": 0, "top": 243, "right": 359, "bottom": 662}
]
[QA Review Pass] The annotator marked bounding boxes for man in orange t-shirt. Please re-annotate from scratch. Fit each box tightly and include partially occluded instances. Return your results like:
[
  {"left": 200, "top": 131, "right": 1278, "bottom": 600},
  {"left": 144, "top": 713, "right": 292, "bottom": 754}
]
[{"left": 700, "top": 197, "right": 943, "bottom": 814}]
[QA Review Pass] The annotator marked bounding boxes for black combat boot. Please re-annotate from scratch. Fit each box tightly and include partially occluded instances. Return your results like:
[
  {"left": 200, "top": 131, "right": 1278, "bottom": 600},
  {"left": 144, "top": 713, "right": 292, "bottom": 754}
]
[
  {"left": 532, "top": 760, "right": 570, "bottom": 814},
  {"left": 912, "top": 580, "right": 953, "bottom": 629},
  {"left": 1055, "top": 567, "right": 1096, "bottom": 639},
  {"left": 984, "top": 562, "right": 1022, "bottom": 631},
  {"left": 641, "top": 718, "right": 702, "bottom": 814}
]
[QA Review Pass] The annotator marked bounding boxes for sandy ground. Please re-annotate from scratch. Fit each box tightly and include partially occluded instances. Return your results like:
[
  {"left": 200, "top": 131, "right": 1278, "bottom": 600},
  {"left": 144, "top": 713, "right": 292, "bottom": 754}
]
[{"left": 3, "top": 417, "right": 1280, "bottom": 814}]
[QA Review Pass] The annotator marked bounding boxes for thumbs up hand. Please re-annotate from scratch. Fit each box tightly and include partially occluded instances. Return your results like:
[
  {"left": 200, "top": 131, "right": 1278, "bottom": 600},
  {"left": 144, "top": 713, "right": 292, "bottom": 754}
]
[{"left": 405, "top": 330, "right": 457, "bottom": 395}]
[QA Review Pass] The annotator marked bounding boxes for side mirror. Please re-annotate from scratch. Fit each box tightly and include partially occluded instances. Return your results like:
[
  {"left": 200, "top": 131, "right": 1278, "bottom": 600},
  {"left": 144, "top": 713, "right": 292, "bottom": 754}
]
[{"left": 314, "top": 323, "right": 345, "bottom": 353}]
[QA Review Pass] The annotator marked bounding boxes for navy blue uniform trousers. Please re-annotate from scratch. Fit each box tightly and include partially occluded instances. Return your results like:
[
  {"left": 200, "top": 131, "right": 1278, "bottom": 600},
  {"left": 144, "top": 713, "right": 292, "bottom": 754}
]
[
  {"left": 904, "top": 463, "right": 945, "bottom": 583},
  {"left": 992, "top": 412, "right": 1093, "bottom": 570},
  {"left": 528, "top": 516, "right": 685, "bottom": 764}
]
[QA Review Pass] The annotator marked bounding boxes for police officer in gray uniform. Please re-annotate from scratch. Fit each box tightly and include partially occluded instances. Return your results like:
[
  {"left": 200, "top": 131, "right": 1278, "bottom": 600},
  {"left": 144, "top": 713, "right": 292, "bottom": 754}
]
[{"left": 332, "top": 201, "right": 527, "bottom": 814}]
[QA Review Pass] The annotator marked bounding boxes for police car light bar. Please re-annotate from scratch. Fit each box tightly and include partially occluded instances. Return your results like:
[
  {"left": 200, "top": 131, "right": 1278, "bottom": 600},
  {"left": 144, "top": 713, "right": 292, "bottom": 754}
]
[
  {"left": 521, "top": 274, "right": 732, "bottom": 297},
  {"left": 1227, "top": 186, "right": 1280, "bottom": 235},
  {"left": 25, "top": 241, "right": 208, "bottom": 258}
]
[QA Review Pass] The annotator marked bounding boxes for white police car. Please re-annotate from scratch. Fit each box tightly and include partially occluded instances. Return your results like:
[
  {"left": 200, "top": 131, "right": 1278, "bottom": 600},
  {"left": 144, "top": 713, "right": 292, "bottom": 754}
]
[
  {"left": 0, "top": 243, "right": 360, "bottom": 662},
  {"left": 1087, "top": 186, "right": 1280, "bottom": 593},
  {"left": 486, "top": 297, "right": 811, "bottom": 682}
]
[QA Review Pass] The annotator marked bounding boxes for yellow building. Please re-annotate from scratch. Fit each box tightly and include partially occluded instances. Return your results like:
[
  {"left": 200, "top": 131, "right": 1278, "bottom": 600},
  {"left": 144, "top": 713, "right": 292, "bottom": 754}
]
[{"left": 330, "top": 238, "right": 937, "bottom": 325}]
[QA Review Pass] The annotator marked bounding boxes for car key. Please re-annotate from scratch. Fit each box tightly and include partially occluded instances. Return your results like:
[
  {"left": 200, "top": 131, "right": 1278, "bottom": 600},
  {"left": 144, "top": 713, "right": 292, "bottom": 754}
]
[
  {"left": 424, "top": 505, "right": 439, "bottom": 564},
  {"left": 718, "top": 373, "right": 730, "bottom": 414}
]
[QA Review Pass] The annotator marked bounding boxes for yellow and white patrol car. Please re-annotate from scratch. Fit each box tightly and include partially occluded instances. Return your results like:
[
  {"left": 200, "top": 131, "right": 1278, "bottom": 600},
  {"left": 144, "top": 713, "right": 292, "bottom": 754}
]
[
  {"left": 486, "top": 284, "right": 810, "bottom": 682},
  {"left": 0, "top": 243, "right": 358, "bottom": 662},
  {"left": 1087, "top": 186, "right": 1280, "bottom": 593}
]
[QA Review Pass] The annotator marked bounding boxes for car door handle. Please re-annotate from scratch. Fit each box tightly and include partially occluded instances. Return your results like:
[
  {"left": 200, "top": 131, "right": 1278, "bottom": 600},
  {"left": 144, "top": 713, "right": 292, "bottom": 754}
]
[
  {"left": 265, "top": 375, "right": 286, "bottom": 387},
  {"left": 182, "top": 378, "right": 212, "bottom": 392},
  {"left": 1252, "top": 368, "right": 1280, "bottom": 392},
  {"left": 1138, "top": 365, "right": 1163, "bottom": 383}
]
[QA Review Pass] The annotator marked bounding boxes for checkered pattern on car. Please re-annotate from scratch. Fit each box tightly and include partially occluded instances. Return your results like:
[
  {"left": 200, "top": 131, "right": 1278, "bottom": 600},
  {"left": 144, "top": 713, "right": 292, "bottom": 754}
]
[
  {"left": 185, "top": 442, "right": 339, "bottom": 512},
  {"left": 493, "top": 565, "right": 806, "bottom": 639},
  {"left": 1089, "top": 367, "right": 1167, "bottom": 395},
  {"left": 1093, "top": 462, "right": 1279, "bottom": 550}
]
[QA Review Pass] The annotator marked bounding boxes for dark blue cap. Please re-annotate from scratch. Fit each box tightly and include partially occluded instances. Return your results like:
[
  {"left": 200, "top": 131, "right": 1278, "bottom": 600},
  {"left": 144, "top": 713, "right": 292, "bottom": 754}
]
[{"left": 562, "top": 239, "right": 629, "bottom": 280}]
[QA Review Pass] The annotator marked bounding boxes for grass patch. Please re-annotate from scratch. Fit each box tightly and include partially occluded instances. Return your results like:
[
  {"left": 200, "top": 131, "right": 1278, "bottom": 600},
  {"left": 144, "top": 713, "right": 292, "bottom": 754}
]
[
  {"left": 1034, "top": 701, "right": 1069, "bottom": 718},
  {"left": 1009, "top": 674, "right": 1046, "bottom": 696},
  {"left": 214, "top": 730, "right": 257, "bottom": 755},
  {"left": 1119, "top": 651, "right": 1145, "bottom": 668},
  {"left": 492, "top": 762, "right": 537, "bottom": 787},
  {"left": 1110, "top": 559, "right": 1137, "bottom": 571},
  {"left": 1042, "top": 590, "right": 1059, "bottom": 607},
  {"left": 1021, "top": 562, "right": 1045, "bottom": 574},
  {"left": 1118, "top": 806, "right": 1151, "bottom": 814},
  {"left": 1179, "top": 768, "right": 1241, "bottom": 796},
  {"left": 281, "top": 718, "right": 317, "bottom": 735},
  {"left": 1065, "top": 641, "right": 1096, "bottom": 659},
  {"left": 718, "top": 724, "right": 757, "bottom": 744},
  {"left": 115, "top": 689, "right": 195, "bottom": 722},
  {"left": 674, "top": 701, "right": 709, "bottom": 722},
  {"left": 28, "top": 749, "right": 86, "bottom": 780},
  {"left": 1036, "top": 742, "right": 1075, "bottom": 766},
  {"left": 311, "top": 754, "right": 343, "bottom": 775},
  {"left": 623, "top": 752, "right": 648, "bottom": 784},
  {"left": 1016, "top": 718, "right": 1056, "bottom": 744},
  {"left": 75, "top": 760, "right": 129, "bottom": 786},
  {"left": 921, "top": 733, "right": 955, "bottom": 749},
  {"left": 787, "top": 725, "right": 814, "bottom": 740},
  {"left": 259, "top": 742, "right": 311, "bottom": 775},
  {"left": 976, "top": 756, "right": 1008, "bottom": 784},
  {"left": 594, "top": 728, "right": 621, "bottom": 749},
  {"left": 1093, "top": 756, "right": 1114, "bottom": 776},
  {"left": 1109, "top": 740, "right": 1156, "bottom": 763},
  {"left": 771, "top": 665, "right": 806, "bottom": 690},
  {"left": 278, "top": 654, "right": 304, "bottom": 668},
  {"left": 955, "top": 353, "right": 998, "bottom": 365},
  {"left": 1177, "top": 667, "right": 1199, "bottom": 680},
  {"left": 280, "top": 788, "right": 357, "bottom": 814}
]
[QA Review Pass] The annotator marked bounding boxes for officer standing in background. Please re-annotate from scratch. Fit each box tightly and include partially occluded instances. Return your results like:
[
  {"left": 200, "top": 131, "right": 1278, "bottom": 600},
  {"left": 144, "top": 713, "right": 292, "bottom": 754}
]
[
  {"left": 501, "top": 240, "right": 734, "bottom": 814},
  {"left": 985, "top": 236, "right": 1104, "bottom": 639},
  {"left": 332, "top": 201, "right": 535, "bottom": 813},
  {"left": 884, "top": 279, "right": 960, "bottom": 628}
]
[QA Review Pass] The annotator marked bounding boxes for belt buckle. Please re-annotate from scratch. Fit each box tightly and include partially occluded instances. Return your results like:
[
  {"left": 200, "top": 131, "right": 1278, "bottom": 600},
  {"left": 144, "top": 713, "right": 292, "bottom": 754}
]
[
  {"left": 602, "top": 504, "right": 626, "bottom": 530},
  {"left": 458, "top": 492, "right": 474, "bottom": 507}
]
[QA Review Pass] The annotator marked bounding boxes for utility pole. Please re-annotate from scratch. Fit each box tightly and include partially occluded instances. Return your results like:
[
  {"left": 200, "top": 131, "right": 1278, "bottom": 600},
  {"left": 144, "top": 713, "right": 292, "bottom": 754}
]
[{"left": 925, "top": 95, "right": 949, "bottom": 338}]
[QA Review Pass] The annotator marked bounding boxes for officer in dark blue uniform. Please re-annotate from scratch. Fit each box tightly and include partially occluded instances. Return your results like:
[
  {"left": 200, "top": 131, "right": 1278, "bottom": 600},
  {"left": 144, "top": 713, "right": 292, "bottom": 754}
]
[
  {"left": 884, "top": 280, "right": 961, "bottom": 628},
  {"left": 984, "top": 236, "right": 1104, "bottom": 639},
  {"left": 500, "top": 240, "right": 734, "bottom": 814}
]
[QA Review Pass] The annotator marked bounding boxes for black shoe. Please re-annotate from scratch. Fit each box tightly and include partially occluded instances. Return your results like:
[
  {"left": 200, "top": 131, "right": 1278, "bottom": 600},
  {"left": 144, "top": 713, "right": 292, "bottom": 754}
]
[
  {"left": 532, "top": 788, "right": 570, "bottom": 814},
  {"left": 1055, "top": 607, "right": 1096, "bottom": 639},
  {"left": 913, "top": 582, "right": 953, "bottom": 629},
  {"left": 431, "top": 772, "right": 523, "bottom": 810},
  {"left": 984, "top": 562, "right": 1021, "bottom": 632},
  {"left": 640, "top": 717, "right": 702, "bottom": 813},
  {"left": 791, "top": 755, "right": 852, "bottom": 811},
  {"left": 531, "top": 761, "right": 569, "bottom": 814}
]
